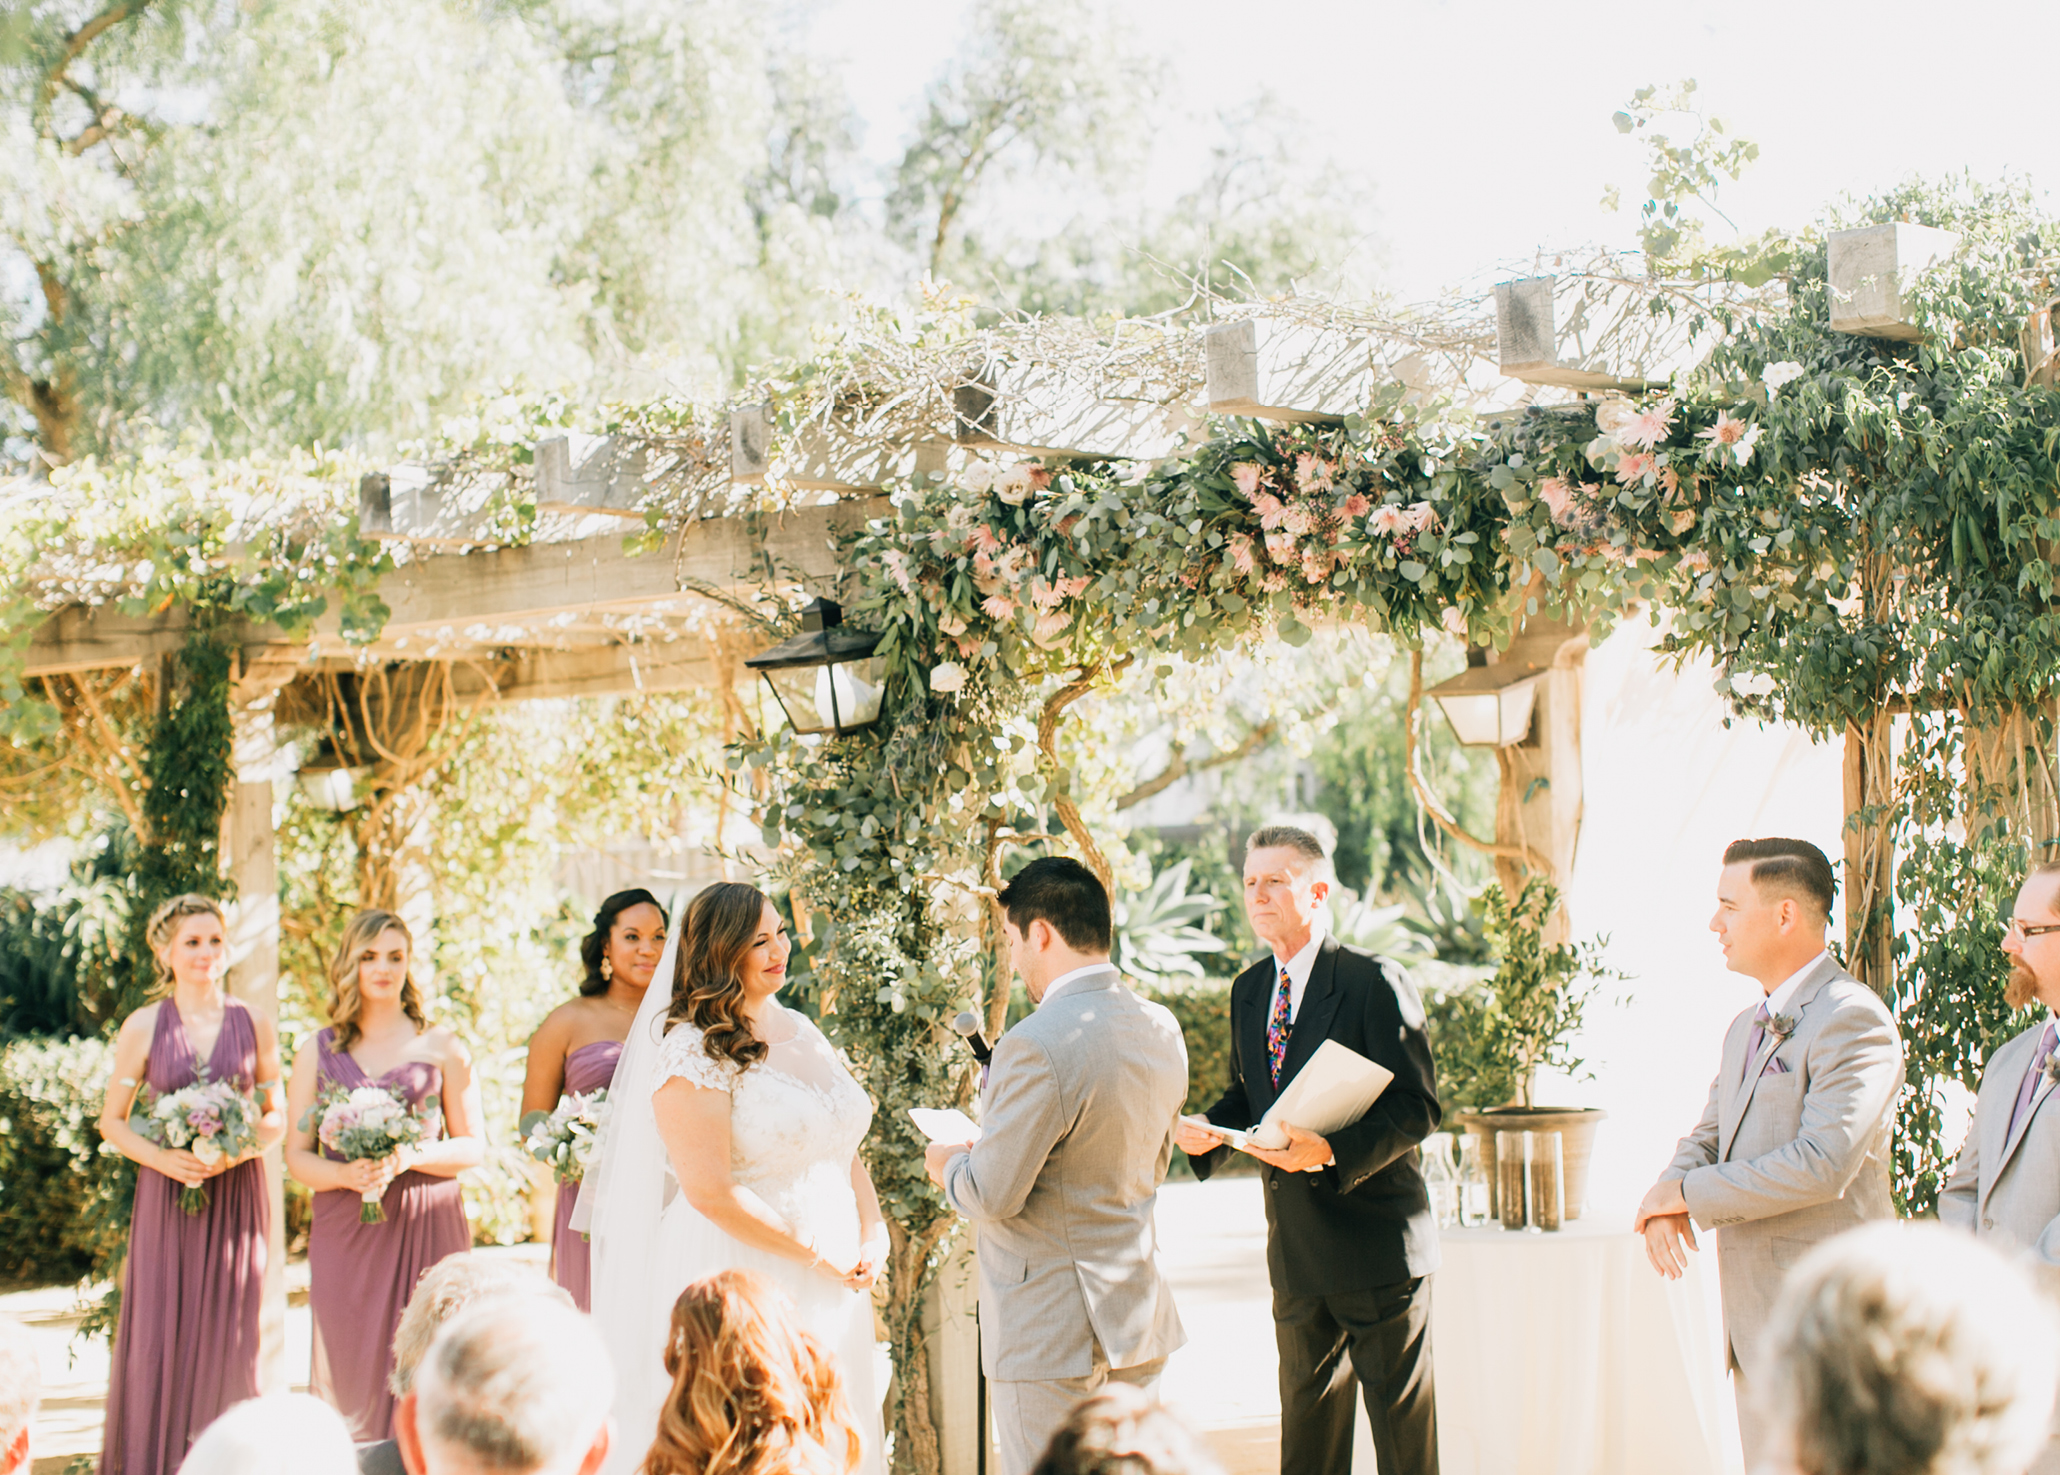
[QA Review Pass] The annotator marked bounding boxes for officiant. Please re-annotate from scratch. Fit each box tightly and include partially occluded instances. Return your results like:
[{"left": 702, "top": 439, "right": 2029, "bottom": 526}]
[{"left": 1174, "top": 824, "right": 1443, "bottom": 1475}]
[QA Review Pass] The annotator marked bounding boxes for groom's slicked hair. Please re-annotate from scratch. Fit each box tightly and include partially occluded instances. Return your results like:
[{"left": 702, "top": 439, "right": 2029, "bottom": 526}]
[
  {"left": 999, "top": 857, "right": 1113, "bottom": 954},
  {"left": 1725, "top": 837, "right": 1836, "bottom": 920}
]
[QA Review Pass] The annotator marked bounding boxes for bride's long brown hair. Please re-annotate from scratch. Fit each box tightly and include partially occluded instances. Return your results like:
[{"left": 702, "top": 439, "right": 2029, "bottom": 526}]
[
  {"left": 664, "top": 882, "right": 779, "bottom": 1070},
  {"left": 643, "top": 1270, "right": 862, "bottom": 1475}
]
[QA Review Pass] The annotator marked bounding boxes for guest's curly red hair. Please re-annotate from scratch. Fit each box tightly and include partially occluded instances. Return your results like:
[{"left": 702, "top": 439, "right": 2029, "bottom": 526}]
[{"left": 643, "top": 1270, "right": 863, "bottom": 1475}]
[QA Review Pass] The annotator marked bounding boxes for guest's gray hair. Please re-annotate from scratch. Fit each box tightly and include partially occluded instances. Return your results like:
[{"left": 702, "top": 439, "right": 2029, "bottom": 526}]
[
  {"left": 1244, "top": 824, "right": 1332, "bottom": 881},
  {"left": 390, "top": 1252, "right": 570, "bottom": 1395},
  {"left": 176, "top": 1393, "right": 358, "bottom": 1475},
  {"left": 0, "top": 1314, "right": 37, "bottom": 1455},
  {"left": 1763, "top": 1222, "right": 2059, "bottom": 1475},
  {"left": 415, "top": 1298, "right": 614, "bottom": 1474}
]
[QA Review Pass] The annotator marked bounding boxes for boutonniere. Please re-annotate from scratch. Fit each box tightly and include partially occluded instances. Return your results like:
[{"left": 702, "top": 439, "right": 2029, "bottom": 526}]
[
  {"left": 2044, "top": 1055, "right": 2060, "bottom": 1086},
  {"left": 1768, "top": 1013, "right": 1798, "bottom": 1040}
]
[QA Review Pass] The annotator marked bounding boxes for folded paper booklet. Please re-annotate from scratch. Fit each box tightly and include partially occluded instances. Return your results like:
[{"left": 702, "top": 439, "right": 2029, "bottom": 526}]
[
  {"left": 1213, "top": 1040, "right": 1393, "bottom": 1153},
  {"left": 907, "top": 1107, "right": 982, "bottom": 1145}
]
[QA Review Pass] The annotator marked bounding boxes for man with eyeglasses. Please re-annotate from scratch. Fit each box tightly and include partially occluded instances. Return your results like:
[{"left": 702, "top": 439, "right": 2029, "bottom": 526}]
[{"left": 1941, "top": 860, "right": 2060, "bottom": 1289}]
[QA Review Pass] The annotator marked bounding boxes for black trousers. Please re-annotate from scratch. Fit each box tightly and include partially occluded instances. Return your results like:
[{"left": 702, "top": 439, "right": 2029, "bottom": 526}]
[{"left": 1274, "top": 1275, "right": 1437, "bottom": 1475}]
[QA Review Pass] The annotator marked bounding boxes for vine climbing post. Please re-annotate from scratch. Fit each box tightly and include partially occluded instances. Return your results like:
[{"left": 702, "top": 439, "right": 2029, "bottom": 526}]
[{"left": 1842, "top": 709, "right": 1897, "bottom": 994}]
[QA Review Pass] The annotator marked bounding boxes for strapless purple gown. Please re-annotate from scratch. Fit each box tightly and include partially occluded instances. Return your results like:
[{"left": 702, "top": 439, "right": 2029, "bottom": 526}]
[
  {"left": 551, "top": 1039, "right": 622, "bottom": 1311},
  {"left": 308, "top": 1028, "right": 470, "bottom": 1442},
  {"left": 101, "top": 998, "right": 267, "bottom": 1475}
]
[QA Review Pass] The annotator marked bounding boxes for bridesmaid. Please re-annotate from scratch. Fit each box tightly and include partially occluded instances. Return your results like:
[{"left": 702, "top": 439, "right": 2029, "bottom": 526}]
[
  {"left": 285, "top": 909, "right": 481, "bottom": 1442},
  {"left": 520, "top": 888, "right": 669, "bottom": 1310},
  {"left": 97, "top": 893, "right": 286, "bottom": 1475}
]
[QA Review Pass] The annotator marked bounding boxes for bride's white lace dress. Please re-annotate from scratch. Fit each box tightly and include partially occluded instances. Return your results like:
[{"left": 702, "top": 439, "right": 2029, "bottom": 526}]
[{"left": 599, "top": 1007, "right": 883, "bottom": 1475}]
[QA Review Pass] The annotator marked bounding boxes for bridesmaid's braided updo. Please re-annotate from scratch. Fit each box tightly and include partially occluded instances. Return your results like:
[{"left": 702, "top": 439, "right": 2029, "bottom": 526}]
[{"left": 144, "top": 893, "right": 227, "bottom": 1000}]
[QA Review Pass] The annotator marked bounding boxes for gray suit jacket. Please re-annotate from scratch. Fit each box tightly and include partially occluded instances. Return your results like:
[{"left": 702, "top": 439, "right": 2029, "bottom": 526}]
[
  {"left": 942, "top": 968, "right": 1190, "bottom": 1381},
  {"left": 1940, "top": 1019, "right": 2060, "bottom": 1276},
  {"left": 1661, "top": 955, "right": 1903, "bottom": 1379}
]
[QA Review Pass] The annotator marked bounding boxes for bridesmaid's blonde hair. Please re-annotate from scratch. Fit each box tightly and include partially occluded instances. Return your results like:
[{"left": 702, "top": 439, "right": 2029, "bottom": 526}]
[
  {"left": 144, "top": 894, "right": 227, "bottom": 1000},
  {"left": 326, "top": 909, "right": 427, "bottom": 1050}
]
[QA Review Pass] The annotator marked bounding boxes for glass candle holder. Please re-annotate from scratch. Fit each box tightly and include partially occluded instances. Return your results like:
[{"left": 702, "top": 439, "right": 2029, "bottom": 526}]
[
  {"left": 1495, "top": 1129, "right": 1528, "bottom": 1231},
  {"left": 1529, "top": 1129, "right": 1565, "bottom": 1231}
]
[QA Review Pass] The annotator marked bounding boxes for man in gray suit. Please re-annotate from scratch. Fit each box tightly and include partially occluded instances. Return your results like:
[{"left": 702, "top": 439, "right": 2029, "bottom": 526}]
[
  {"left": 1637, "top": 837, "right": 1903, "bottom": 1463},
  {"left": 1940, "top": 859, "right": 2060, "bottom": 1474},
  {"left": 924, "top": 857, "right": 1189, "bottom": 1475}
]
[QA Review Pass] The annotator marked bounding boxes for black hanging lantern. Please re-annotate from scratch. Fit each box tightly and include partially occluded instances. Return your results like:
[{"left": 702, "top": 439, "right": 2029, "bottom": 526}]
[{"left": 743, "top": 598, "right": 886, "bottom": 736}]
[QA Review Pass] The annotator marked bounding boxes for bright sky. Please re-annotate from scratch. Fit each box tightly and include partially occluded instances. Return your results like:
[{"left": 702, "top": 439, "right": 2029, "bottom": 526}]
[{"left": 804, "top": 0, "right": 2060, "bottom": 301}]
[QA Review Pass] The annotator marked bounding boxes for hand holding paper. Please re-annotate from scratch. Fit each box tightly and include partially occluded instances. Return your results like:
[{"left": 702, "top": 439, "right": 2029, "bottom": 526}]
[{"left": 908, "top": 1107, "right": 982, "bottom": 1145}]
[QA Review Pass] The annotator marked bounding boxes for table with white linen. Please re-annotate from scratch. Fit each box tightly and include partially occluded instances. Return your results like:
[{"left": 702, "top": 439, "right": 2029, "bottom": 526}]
[{"left": 1432, "top": 1214, "right": 1743, "bottom": 1475}]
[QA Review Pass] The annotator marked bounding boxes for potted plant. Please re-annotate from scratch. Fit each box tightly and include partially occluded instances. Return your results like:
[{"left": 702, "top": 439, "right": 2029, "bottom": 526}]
[{"left": 1450, "top": 876, "right": 1618, "bottom": 1220}]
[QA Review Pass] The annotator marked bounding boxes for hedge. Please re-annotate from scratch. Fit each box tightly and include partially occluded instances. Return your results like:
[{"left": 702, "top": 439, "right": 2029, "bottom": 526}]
[{"left": 0, "top": 1034, "right": 131, "bottom": 1289}]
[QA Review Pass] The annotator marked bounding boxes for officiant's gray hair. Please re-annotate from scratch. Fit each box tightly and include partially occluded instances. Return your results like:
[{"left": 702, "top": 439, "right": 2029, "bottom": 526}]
[
  {"left": 415, "top": 1298, "right": 613, "bottom": 1474},
  {"left": 1245, "top": 824, "right": 1332, "bottom": 882}
]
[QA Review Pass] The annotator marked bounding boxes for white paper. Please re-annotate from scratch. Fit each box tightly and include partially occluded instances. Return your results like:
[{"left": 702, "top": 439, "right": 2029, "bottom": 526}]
[
  {"left": 1234, "top": 1039, "right": 1393, "bottom": 1152},
  {"left": 907, "top": 1107, "right": 983, "bottom": 1144}
]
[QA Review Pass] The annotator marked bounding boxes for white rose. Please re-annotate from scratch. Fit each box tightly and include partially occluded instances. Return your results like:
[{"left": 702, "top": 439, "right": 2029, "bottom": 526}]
[
  {"left": 1762, "top": 361, "right": 1806, "bottom": 393},
  {"left": 1592, "top": 398, "right": 1637, "bottom": 437},
  {"left": 994, "top": 466, "right": 1036, "bottom": 504},
  {"left": 191, "top": 1137, "right": 223, "bottom": 1167},
  {"left": 960, "top": 461, "right": 995, "bottom": 494},
  {"left": 930, "top": 662, "right": 967, "bottom": 694}
]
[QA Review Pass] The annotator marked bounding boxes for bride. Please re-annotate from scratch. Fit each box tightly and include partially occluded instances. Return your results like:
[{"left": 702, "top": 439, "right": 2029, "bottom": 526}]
[{"left": 577, "top": 882, "right": 888, "bottom": 1475}]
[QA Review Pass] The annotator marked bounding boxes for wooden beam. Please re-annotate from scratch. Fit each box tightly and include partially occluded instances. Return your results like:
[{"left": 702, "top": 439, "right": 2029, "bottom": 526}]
[
  {"left": 23, "top": 604, "right": 198, "bottom": 676},
  {"left": 952, "top": 363, "right": 1190, "bottom": 460},
  {"left": 1202, "top": 319, "right": 1376, "bottom": 423},
  {"left": 450, "top": 641, "right": 734, "bottom": 702},
  {"left": 359, "top": 466, "right": 504, "bottom": 548},
  {"left": 1494, "top": 276, "right": 1664, "bottom": 392},
  {"left": 1828, "top": 224, "right": 1959, "bottom": 342},
  {"left": 731, "top": 405, "right": 948, "bottom": 493},
  {"left": 534, "top": 434, "right": 648, "bottom": 519}
]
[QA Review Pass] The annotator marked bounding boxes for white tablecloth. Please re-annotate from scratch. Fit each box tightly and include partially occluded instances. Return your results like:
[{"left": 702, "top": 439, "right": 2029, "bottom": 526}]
[{"left": 1432, "top": 1216, "right": 1743, "bottom": 1475}]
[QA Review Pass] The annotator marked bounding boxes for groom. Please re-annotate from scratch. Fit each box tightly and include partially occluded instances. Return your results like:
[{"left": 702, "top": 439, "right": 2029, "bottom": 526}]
[{"left": 925, "top": 856, "right": 1190, "bottom": 1475}]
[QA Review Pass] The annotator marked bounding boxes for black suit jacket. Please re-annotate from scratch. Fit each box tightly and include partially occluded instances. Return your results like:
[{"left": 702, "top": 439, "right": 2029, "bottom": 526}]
[{"left": 1192, "top": 935, "right": 1441, "bottom": 1295}]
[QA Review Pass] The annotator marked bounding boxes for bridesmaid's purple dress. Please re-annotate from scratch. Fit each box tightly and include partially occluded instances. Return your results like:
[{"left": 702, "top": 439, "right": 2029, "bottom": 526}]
[
  {"left": 101, "top": 998, "right": 268, "bottom": 1475},
  {"left": 308, "top": 1028, "right": 470, "bottom": 1442},
  {"left": 550, "top": 1039, "right": 622, "bottom": 1312}
]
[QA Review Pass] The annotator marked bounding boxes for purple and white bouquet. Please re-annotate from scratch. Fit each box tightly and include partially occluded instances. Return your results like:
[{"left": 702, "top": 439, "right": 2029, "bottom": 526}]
[
  {"left": 519, "top": 1089, "right": 610, "bottom": 1184},
  {"left": 132, "top": 1075, "right": 261, "bottom": 1215},
  {"left": 303, "top": 1082, "right": 432, "bottom": 1222}
]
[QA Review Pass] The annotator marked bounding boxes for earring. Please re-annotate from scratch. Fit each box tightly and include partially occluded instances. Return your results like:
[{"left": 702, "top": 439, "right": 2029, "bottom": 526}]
[{"left": 601, "top": 957, "right": 613, "bottom": 982}]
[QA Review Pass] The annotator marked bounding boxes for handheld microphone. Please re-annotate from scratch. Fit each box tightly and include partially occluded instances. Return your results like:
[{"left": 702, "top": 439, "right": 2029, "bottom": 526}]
[{"left": 950, "top": 1011, "right": 994, "bottom": 1065}]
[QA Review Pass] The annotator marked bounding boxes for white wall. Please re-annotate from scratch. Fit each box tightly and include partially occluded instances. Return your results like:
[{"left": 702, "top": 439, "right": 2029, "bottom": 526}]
[{"left": 1534, "top": 617, "right": 1847, "bottom": 1219}]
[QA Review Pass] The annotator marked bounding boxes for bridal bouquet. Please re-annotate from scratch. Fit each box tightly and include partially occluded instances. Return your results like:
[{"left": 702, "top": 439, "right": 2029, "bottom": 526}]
[
  {"left": 304, "top": 1083, "right": 432, "bottom": 1222},
  {"left": 520, "top": 1089, "right": 610, "bottom": 1183},
  {"left": 132, "top": 1074, "right": 261, "bottom": 1215}
]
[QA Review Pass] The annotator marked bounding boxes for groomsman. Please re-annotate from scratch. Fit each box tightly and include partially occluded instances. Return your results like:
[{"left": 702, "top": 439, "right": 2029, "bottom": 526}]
[
  {"left": 1174, "top": 825, "right": 1442, "bottom": 1475},
  {"left": 1940, "top": 860, "right": 2060, "bottom": 1474},
  {"left": 1637, "top": 837, "right": 1903, "bottom": 1463}
]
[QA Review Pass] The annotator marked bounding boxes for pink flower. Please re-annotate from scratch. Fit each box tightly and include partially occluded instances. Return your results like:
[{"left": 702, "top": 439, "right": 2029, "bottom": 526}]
[
  {"left": 1441, "top": 606, "right": 1467, "bottom": 636},
  {"left": 1282, "top": 504, "right": 1314, "bottom": 537},
  {"left": 1261, "top": 572, "right": 1288, "bottom": 592},
  {"left": 1615, "top": 451, "right": 1654, "bottom": 485},
  {"left": 1618, "top": 397, "right": 1675, "bottom": 450},
  {"left": 1342, "top": 493, "right": 1371, "bottom": 519},
  {"left": 1698, "top": 411, "right": 1749, "bottom": 447},
  {"left": 1403, "top": 501, "right": 1438, "bottom": 532},
  {"left": 1061, "top": 575, "right": 1092, "bottom": 598},
  {"left": 970, "top": 524, "right": 1002, "bottom": 555},
  {"left": 981, "top": 593, "right": 1016, "bottom": 622},
  {"left": 1264, "top": 531, "right": 1297, "bottom": 562},
  {"left": 1231, "top": 463, "right": 1262, "bottom": 498},
  {"left": 956, "top": 635, "right": 980, "bottom": 658},
  {"left": 1254, "top": 494, "right": 1287, "bottom": 531},
  {"left": 1367, "top": 505, "right": 1406, "bottom": 536},
  {"left": 1538, "top": 477, "right": 1575, "bottom": 524},
  {"left": 1667, "top": 506, "right": 1698, "bottom": 534},
  {"left": 1030, "top": 578, "right": 1065, "bottom": 612},
  {"left": 1032, "top": 610, "right": 1072, "bottom": 645},
  {"left": 1301, "top": 549, "right": 1333, "bottom": 584},
  {"left": 1228, "top": 535, "right": 1257, "bottom": 574},
  {"left": 882, "top": 550, "right": 914, "bottom": 594},
  {"left": 1294, "top": 454, "right": 1334, "bottom": 494}
]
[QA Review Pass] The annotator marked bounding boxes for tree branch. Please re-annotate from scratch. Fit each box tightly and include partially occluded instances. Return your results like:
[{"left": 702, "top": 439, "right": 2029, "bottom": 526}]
[
  {"left": 36, "top": 0, "right": 156, "bottom": 125},
  {"left": 1036, "top": 658, "right": 1130, "bottom": 897},
  {"left": 1115, "top": 721, "right": 1278, "bottom": 811}
]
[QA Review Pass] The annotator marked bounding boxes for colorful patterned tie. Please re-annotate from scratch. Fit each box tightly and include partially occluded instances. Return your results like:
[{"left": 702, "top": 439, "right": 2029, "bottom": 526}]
[
  {"left": 2006, "top": 1022, "right": 2058, "bottom": 1145},
  {"left": 1266, "top": 963, "right": 1294, "bottom": 1088},
  {"left": 1743, "top": 1001, "right": 1772, "bottom": 1083}
]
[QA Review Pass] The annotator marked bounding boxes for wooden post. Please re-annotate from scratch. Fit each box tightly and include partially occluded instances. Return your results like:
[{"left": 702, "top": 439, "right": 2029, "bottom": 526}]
[
  {"left": 923, "top": 1235, "right": 984, "bottom": 1475},
  {"left": 1963, "top": 702, "right": 2060, "bottom": 856},
  {"left": 1842, "top": 711, "right": 1898, "bottom": 993},
  {"left": 225, "top": 670, "right": 291, "bottom": 1392},
  {"left": 1490, "top": 617, "right": 1589, "bottom": 921}
]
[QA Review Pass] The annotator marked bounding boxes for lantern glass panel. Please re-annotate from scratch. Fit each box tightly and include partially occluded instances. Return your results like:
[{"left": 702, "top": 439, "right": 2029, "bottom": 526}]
[
  {"left": 1432, "top": 676, "right": 1539, "bottom": 747},
  {"left": 761, "top": 656, "right": 885, "bottom": 735}
]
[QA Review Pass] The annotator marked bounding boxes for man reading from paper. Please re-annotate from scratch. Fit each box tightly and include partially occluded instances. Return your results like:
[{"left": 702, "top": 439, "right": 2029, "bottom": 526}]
[{"left": 1174, "top": 824, "right": 1443, "bottom": 1475}]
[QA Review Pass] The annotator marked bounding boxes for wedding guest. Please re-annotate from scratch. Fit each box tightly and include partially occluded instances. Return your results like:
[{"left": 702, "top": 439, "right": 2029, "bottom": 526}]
[
  {"left": 393, "top": 1299, "right": 613, "bottom": 1475},
  {"left": 177, "top": 1394, "right": 358, "bottom": 1475},
  {"left": 287, "top": 910, "right": 481, "bottom": 1442},
  {"left": 520, "top": 889, "right": 668, "bottom": 1309},
  {"left": 643, "top": 1270, "right": 862, "bottom": 1475},
  {"left": 1031, "top": 1386, "right": 1222, "bottom": 1475},
  {"left": 1174, "top": 826, "right": 1441, "bottom": 1475},
  {"left": 98, "top": 894, "right": 287, "bottom": 1475},
  {"left": 1636, "top": 838, "right": 1903, "bottom": 1466},
  {"left": 1, "top": 1314, "right": 38, "bottom": 1475},
  {"left": 1761, "top": 1223, "right": 2058, "bottom": 1475},
  {"left": 359, "top": 1255, "right": 572, "bottom": 1475}
]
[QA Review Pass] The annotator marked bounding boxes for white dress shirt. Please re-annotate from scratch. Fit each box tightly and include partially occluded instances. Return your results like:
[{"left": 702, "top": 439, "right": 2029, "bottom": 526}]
[
  {"left": 1039, "top": 960, "right": 1117, "bottom": 1009},
  {"left": 1763, "top": 950, "right": 1829, "bottom": 1018},
  {"left": 1272, "top": 928, "right": 1326, "bottom": 1024}
]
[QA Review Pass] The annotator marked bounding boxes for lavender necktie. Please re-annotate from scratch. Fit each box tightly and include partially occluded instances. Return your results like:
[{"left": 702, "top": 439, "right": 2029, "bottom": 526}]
[
  {"left": 1742, "top": 1001, "right": 1772, "bottom": 1082},
  {"left": 2005, "top": 1022, "right": 2059, "bottom": 1145}
]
